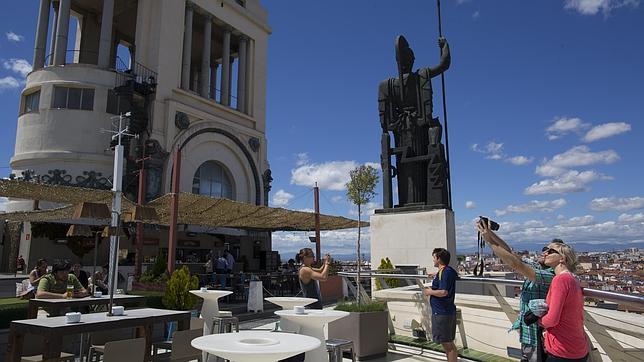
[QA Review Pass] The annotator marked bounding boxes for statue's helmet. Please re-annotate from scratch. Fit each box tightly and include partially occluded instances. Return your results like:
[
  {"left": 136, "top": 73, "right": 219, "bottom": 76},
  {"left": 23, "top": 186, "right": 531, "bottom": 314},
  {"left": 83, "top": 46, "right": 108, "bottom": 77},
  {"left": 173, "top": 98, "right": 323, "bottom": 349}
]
[{"left": 395, "top": 35, "right": 415, "bottom": 73}]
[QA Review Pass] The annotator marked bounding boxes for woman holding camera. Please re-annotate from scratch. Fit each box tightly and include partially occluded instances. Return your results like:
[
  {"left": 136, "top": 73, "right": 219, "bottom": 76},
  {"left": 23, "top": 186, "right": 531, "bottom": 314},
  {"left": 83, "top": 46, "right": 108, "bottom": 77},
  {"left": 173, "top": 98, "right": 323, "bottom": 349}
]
[
  {"left": 536, "top": 243, "right": 588, "bottom": 361},
  {"left": 296, "top": 248, "right": 331, "bottom": 310}
]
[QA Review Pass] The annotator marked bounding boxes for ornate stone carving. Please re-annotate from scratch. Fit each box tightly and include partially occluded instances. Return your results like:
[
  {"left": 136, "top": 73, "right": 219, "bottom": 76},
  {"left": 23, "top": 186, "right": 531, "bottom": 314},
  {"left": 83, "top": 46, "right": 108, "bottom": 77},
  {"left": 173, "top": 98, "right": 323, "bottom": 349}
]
[
  {"left": 248, "top": 137, "right": 260, "bottom": 152},
  {"left": 175, "top": 111, "right": 190, "bottom": 130}
]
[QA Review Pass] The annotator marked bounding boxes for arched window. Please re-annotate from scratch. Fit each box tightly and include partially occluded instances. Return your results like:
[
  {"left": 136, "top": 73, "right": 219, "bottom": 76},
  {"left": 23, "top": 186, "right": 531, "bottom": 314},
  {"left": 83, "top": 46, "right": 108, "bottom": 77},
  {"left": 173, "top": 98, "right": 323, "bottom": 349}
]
[{"left": 192, "top": 161, "right": 234, "bottom": 199}]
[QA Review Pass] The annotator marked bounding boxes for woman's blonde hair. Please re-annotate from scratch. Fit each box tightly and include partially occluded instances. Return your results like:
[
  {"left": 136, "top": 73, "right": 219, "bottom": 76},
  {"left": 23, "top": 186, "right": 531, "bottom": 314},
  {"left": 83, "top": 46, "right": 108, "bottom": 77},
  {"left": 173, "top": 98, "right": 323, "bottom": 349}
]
[{"left": 551, "top": 242, "right": 579, "bottom": 272}]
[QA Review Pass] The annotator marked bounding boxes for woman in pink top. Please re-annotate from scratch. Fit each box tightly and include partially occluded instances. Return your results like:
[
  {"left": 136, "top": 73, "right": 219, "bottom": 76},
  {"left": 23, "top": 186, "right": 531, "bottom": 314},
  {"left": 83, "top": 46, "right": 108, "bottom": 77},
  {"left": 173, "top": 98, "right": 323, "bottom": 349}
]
[{"left": 539, "top": 243, "right": 588, "bottom": 361}]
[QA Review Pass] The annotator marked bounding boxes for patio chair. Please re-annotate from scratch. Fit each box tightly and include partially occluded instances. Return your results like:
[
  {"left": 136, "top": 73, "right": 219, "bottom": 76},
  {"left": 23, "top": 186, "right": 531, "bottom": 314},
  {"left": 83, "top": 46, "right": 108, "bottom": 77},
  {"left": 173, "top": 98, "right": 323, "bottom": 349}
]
[
  {"left": 87, "top": 327, "right": 135, "bottom": 361},
  {"left": 19, "top": 334, "right": 75, "bottom": 362},
  {"left": 102, "top": 338, "right": 146, "bottom": 362},
  {"left": 153, "top": 318, "right": 205, "bottom": 355},
  {"left": 326, "top": 339, "right": 355, "bottom": 362},
  {"left": 152, "top": 329, "right": 203, "bottom": 361}
]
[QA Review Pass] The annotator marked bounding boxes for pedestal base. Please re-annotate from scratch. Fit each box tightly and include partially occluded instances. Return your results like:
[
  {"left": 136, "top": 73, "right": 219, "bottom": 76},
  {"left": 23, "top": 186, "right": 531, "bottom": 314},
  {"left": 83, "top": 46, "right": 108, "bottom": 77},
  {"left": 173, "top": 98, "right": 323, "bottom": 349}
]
[{"left": 370, "top": 208, "right": 456, "bottom": 274}]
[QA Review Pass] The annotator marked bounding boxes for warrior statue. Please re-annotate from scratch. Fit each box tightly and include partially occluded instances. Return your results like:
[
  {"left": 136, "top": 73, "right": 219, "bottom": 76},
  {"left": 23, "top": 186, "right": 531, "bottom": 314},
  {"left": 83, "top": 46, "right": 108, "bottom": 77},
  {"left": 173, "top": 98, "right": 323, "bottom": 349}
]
[{"left": 378, "top": 36, "right": 451, "bottom": 211}]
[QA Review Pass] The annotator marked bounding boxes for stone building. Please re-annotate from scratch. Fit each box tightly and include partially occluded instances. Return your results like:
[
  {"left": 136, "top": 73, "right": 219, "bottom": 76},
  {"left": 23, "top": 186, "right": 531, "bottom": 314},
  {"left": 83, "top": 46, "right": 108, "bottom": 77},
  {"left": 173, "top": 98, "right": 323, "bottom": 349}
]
[{"left": 7, "top": 0, "right": 274, "bottom": 273}]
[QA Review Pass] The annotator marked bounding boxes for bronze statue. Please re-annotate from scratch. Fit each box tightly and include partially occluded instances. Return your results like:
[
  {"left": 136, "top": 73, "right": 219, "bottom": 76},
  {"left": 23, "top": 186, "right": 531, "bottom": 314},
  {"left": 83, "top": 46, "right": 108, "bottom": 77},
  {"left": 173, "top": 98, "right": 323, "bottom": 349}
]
[{"left": 378, "top": 36, "right": 451, "bottom": 211}]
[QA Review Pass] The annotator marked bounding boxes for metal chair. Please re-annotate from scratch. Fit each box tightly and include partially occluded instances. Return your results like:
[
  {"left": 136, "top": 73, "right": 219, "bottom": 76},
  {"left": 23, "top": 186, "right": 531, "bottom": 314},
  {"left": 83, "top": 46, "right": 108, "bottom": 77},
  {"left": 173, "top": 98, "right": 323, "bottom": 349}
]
[
  {"left": 326, "top": 338, "right": 355, "bottom": 362},
  {"left": 153, "top": 318, "right": 205, "bottom": 355},
  {"left": 210, "top": 316, "right": 239, "bottom": 334}
]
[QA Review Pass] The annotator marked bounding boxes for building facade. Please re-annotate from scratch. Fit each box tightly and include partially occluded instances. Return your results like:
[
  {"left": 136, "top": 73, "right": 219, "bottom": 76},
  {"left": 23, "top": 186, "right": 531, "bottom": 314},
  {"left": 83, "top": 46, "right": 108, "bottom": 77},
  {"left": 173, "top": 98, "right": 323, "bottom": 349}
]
[{"left": 8, "top": 0, "right": 274, "bottom": 273}]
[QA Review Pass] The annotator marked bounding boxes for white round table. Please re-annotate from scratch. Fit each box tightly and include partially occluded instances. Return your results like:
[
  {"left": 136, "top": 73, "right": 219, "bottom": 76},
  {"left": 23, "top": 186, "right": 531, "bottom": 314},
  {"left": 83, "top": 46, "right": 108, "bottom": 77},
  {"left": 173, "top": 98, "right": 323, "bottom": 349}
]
[
  {"left": 191, "top": 330, "right": 321, "bottom": 362},
  {"left": 265, "top": 297, "right": 318, "bottom": 310},
  {"left": 265, "top": 297, "right": 318, "bottom": 333},
  {"left": 190, "top": 289, "right": 233, "bottom": 362},
  {"left": 275, "top": 309, "right": 349, "bottom": 362}
]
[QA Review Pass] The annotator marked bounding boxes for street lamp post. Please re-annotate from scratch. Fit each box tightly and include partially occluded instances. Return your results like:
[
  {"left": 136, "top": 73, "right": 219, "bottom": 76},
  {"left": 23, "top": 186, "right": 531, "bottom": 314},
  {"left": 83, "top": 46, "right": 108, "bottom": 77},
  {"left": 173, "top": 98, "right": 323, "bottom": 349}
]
[{"left": 105, "top": 112, "right": 133, "bottom": 316}]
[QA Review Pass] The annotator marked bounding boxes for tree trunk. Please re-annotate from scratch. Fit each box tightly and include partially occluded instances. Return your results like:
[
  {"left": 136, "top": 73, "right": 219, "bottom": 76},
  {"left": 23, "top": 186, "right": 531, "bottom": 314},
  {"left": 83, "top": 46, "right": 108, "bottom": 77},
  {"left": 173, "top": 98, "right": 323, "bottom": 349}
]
[{"left": 357, "top": 203, "right": 361, "bottom": 305}]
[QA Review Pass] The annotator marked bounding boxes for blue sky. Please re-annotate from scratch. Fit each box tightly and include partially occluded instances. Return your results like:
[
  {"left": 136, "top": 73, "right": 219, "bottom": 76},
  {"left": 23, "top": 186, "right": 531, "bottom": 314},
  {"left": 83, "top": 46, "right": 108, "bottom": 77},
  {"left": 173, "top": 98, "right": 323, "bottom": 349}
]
[{"left": 1, "top": 1, "right": 643, "bottom": 259}]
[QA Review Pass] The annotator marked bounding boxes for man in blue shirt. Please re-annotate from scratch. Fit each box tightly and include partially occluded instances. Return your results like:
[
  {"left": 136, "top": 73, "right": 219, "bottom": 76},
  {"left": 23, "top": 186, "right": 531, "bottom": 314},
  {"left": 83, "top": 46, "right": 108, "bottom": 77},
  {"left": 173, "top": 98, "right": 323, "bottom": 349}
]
[{"left": 424, "top": 248, "right": 457, "bottom": 362}]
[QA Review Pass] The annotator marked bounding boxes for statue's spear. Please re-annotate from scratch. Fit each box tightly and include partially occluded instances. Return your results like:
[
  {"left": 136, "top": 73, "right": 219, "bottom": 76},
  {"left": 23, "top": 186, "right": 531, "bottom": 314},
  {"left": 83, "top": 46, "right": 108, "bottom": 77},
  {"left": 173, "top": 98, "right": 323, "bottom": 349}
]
[{"left": 437, "top": 0, "right": 452, "bottom": 210}]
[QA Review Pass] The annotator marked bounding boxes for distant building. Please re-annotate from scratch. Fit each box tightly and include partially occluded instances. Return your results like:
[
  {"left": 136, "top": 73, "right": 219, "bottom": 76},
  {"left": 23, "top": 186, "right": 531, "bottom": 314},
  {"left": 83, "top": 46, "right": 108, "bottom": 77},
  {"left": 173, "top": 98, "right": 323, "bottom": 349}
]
[{"left": 4, "top": 0, "right": 273, "bottom": 273}]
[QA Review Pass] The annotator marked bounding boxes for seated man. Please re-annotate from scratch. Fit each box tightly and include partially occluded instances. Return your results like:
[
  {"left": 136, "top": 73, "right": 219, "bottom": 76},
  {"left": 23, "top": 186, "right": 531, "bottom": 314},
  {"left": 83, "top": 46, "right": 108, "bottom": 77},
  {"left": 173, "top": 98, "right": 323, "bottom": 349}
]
[{"left": 37, "top": 260, "right": 88, "bottom": 299}]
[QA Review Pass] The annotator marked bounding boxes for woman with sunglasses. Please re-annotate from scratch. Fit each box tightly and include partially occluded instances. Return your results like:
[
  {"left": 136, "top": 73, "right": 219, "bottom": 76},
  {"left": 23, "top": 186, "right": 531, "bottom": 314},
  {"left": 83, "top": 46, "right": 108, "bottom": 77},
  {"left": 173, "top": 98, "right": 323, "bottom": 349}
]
[{"left": 537, "top": 243, "right": 589, "bottom": 361}]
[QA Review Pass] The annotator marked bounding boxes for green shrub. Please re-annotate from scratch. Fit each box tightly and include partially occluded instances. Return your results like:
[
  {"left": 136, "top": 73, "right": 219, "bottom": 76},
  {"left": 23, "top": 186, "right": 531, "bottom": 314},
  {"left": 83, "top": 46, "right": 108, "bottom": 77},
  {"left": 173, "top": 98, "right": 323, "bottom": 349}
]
[
  {"left": 162, "top": 266, "right": 199, "bottom": 310},
  {"left": 375, "top": 257, "right": 400, "bottom": 290},
  {"left": 334, "top": 300, "right": 387, "bottom": 313}
]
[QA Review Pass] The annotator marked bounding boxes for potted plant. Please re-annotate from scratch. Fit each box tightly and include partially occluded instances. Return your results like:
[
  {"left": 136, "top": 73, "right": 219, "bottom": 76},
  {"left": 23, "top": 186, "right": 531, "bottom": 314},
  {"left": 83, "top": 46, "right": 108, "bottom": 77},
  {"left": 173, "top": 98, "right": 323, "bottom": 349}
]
[
  {"left": 162, "top": 266, "right": 199, "bottom": 338},
  {"left": 328, "top": 300, "right": 389, "bottom": 360},
  {"left": 133, "top": 255, "right": 168, "bottom": 292},
  {"left": 375, "top": 257, "right": 400, "bottom": 290}
]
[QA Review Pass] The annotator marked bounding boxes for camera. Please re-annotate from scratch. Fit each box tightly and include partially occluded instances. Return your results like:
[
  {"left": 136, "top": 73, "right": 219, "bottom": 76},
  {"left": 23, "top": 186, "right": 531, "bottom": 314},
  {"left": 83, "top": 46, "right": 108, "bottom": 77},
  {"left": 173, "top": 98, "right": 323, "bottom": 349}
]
[{"left": 479, "top": 216, "right": 500, "bottom": 231}]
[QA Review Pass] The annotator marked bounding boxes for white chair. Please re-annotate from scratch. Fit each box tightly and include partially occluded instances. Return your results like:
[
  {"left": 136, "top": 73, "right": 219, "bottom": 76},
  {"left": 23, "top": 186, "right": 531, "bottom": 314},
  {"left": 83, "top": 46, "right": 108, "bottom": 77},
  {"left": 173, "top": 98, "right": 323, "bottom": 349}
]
[{"left": 102, "top": 338, "right": 146, "bottom": 362}]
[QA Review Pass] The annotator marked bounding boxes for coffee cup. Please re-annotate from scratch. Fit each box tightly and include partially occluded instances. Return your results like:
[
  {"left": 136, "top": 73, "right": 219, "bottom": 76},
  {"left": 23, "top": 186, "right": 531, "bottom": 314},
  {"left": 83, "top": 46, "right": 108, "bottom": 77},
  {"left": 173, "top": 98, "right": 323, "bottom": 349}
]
[
  {"left": 293, "top": 306, "right": 306, "bottom": 314},
  {"left": 112, "top": 306, "right": 125, "bottom": 316},
  {"left": 94, "top": 291, "right": 103, "bottom": 298},
  {"left": 65, "top": 312, "right": 81, "bottom": 323},
  {"left": 200, "top": 287, "right": 208, "bottom": 292}
]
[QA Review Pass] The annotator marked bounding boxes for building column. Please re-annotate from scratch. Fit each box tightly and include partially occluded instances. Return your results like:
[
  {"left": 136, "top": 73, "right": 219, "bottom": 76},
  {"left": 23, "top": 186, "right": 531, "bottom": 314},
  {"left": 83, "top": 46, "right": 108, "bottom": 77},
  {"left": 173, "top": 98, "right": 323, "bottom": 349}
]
[
  {"left": 192, "top": 68, "right": 199, "bottom": 92},
  {"left": 228, "top": 57, "right": 234, "bottom": 106},
  {"left": 33, "top": 0, "right": 51, "bottom": 71},
  {"left": 53, "top": 0, "right": 71, "bottom": 65},
  {"left": 48, "top": 2, "right": 59, "bottom": 65},
  {"left": 98, "top": 0, "right": 115, "bottom": 68},
  {"left": 181, "top": 3, "right": 194, "bottom": 90},
  {"left": 221, "top": 29, "right": 231, "bottom": 106},
  {"left": 200, "top": 15, "right": 212, "bottom": 98},
  {"left": 210, "top": 62, "right": 218, "bottom": 100},
  {"left": 245, "top": 39, "right": 253, "bottom": 116},
  {"left": 237, "top": 36, "right": 247, "bottom": 113}
]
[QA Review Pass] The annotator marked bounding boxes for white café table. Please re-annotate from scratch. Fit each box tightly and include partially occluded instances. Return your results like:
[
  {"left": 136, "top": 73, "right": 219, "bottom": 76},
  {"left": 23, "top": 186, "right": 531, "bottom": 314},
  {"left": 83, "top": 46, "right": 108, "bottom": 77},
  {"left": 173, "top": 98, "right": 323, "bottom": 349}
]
[
  {"left": 265, "top": 297, "right": 318, "bottom": 310},
  {"left": 275, "top": 309, "right": 349, "bottom": 362},
  {"left": 190, "top": 289, "right": 233, "bottom": 361},
  {"left": 191, "top": 330, "right": 320, "bottom": 362},
  {"left": 190, "top": 290, "right": 233, "bottom": 332},
  {"left": 265, "top": 297, "right": 318, "bottom": 333}
]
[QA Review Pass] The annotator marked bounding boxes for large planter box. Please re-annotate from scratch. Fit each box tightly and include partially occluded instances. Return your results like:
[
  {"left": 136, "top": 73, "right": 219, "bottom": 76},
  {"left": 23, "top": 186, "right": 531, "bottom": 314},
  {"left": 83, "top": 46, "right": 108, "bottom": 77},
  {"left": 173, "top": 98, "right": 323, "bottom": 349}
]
[
  {"left": 319, "top": 275, "right": 343, "bottom": 302},
  {"left": 328, "top": 310, "right": 389, "bottom": 360}
]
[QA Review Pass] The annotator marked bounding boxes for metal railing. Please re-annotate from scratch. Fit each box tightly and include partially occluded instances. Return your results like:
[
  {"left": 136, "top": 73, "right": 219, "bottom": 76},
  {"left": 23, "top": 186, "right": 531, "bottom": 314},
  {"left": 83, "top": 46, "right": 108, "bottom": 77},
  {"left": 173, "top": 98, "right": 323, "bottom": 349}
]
[
  {"left": 338, "top": 270, "right": 644, "bottom": 361},
  {"left": 338, "top": 271, "right": 644, "bottom": 308}
]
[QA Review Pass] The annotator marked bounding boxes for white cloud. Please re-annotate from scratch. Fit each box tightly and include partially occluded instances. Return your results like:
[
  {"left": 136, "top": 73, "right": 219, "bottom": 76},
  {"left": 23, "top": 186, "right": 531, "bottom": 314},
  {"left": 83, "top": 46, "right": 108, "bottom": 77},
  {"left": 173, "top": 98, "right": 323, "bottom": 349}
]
[
  {"left": 465, "top": 201, "right": 476, "bottom": 209},
  {"left": 471, "top": 142, "right": 504, "bottom": 160},
  {"left": 0, "top": 197, "right": 8, "bottom": 212},
  {"left": 0, "top": 76, "right": 20, "bottom": 90},
  {"left": 564, "top": 0, "right": 640, "bottom": 16},
  {"left": 331, "top": 196, "right": 344, "bottom": 203},
  {"left": 364, "top": 162, "right": 381, "bottom": 171},
  {"left": 272, "top": 228, "right": 368, "bottom": 258},
  {"left": 291, "top": 159, "right": 378, "bottom": 191},
  {"left": 546, "top": 117, "right": 589, "bottom": 140},
  {"left": 2, "top": 58, "right": 32, "bottom": 77},
  {"left": 297, "top": 208, "right": 315, "bottom": 213},
  {"left": 506, "top": 156, "right": 534, "bottom": 166},
  {"left": 618, "top": 213, "right": 644, "bottom": 223},
  {"left": 271, "top": 189, "right": 294, "bottom": 208},
  {"left": 525, "top": 170, "right": 609, "bottom": 195},
  {"left": 562, "top": 215, "right": 595, "bottom": 226},
  {"left": 5, "top": 32, "right": 24, "bottom": 42},
  {"left": 535, "top": 146, "right": 619, "bottom": 177},
  {"left": 495, "top": 198, "right": 567, "bottom": 216},
  {"left": 583, "top": 122, "right": 631, "bottom": 142},
  {"left": 295, "top": 152, "right": 309, "bottom": 166},
  {"left": 349, "top": 201, "right": 381, "bottom": 218},
  {"left": 472, "top": 11, "right": 480, "bottom": 19},
  {"left": 589, "top": 196, "right": 644, "bottom": 211},
  {"left": 472, "top": 142, "right": 533, "bottom": 166}
]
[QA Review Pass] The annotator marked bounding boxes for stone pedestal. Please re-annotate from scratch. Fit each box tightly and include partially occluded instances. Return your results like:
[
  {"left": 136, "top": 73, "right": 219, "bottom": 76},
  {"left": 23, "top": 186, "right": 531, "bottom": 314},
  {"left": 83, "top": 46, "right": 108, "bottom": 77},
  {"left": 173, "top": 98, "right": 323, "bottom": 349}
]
[{"left": 370, "top": 209, "right": 456, "bottom": 275}]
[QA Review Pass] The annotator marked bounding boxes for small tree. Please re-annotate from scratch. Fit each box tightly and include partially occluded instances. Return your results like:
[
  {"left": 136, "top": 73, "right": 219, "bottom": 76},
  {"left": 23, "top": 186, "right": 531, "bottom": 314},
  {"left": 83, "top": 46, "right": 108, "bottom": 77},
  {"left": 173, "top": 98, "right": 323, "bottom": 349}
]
[
  {"left": 346, "top": 165, "right": 379, "bottom": 304},
  {"left": 162, "top": 266, "right": 199, "bottom": 310}
]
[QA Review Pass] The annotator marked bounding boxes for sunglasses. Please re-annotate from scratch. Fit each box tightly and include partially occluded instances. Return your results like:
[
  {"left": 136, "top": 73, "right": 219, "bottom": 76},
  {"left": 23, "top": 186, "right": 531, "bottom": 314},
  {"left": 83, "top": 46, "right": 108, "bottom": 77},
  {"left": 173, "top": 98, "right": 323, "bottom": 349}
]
[{"left": 543, "top": 248, "right": 560, "bottom": 255}]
